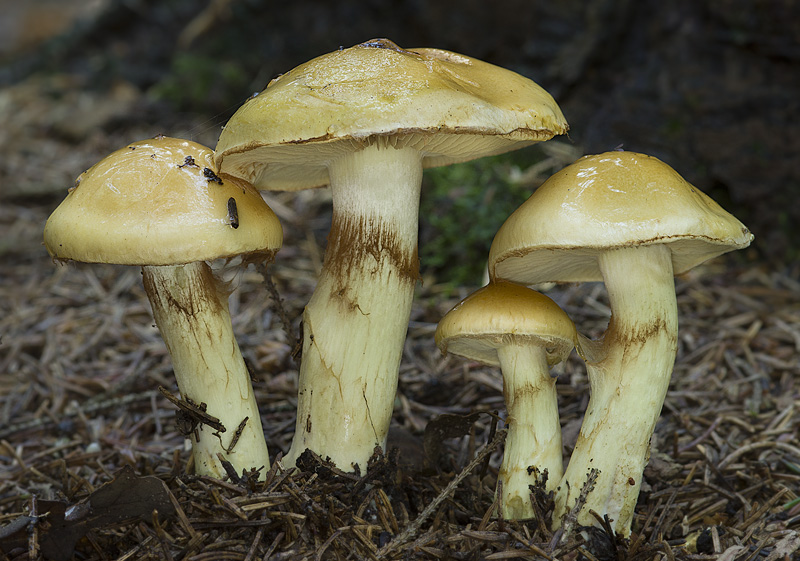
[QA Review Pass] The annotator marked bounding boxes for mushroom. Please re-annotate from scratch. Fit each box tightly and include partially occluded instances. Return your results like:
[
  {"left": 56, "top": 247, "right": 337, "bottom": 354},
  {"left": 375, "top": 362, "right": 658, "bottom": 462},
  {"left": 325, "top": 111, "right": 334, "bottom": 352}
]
[
  {"left": 44, "top": 136, "right": 283, "bottom": 479},
  {"left": 435, "top": 281, "right": 576, "bottom": 519},
  {"left": 488, "top": 151, "right": 753, "bottom": 535},
  {"left": 215, "top": 38, "right": 568, "bottom": 471}
]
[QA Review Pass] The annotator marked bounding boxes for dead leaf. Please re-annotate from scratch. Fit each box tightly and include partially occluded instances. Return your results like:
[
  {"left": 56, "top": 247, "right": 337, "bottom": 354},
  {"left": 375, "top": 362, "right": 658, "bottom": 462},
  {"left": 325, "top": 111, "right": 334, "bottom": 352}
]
[
  {"left": 423, "top": 411, "right": 494, "bottom": 465},
  {"left": 85, "top": 465, "right": 175, "bottom": 526},
  {"left": 0, "top": 465, "right": 175, "bottom": 561},
  {"left": 0, "top": 514, "right": 36, "bottom": 554},
  {"left": 764, "top": 531, "right": 800, "bottom": 561}
]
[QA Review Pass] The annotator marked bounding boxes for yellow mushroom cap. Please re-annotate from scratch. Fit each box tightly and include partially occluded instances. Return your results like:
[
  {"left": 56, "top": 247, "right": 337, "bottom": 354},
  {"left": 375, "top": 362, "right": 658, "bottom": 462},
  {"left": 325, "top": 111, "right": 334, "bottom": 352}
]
[
  {"left": 435, "top": 281, "right": 577, "bottom": 367},
  {"left": 215, "top": 38, "right": 568, "bottom": 190},
  {"left": 489, "top": 151, "right": 754, "bottom": 284},
  {"left": 44, "top": 137, "right": 283, "bottom": 266}
]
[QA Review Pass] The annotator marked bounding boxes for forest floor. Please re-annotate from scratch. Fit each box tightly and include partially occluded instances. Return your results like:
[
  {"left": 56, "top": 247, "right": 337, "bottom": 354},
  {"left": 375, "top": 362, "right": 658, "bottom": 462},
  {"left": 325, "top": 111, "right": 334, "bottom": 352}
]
[{"left": 1, "top": 178, "right": 799, "bottom": 559}]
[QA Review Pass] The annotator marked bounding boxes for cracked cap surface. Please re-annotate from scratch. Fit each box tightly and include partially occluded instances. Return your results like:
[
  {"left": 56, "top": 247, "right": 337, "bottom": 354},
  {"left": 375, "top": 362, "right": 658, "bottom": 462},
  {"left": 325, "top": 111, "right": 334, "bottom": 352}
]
[{"left": 215, "top": 38, "right": 568, "bottom": 191}]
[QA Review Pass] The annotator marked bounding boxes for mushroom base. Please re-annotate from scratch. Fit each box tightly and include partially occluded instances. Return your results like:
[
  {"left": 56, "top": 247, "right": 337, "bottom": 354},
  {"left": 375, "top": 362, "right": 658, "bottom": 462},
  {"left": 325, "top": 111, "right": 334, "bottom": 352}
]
[{"left": 143, "top": 261, "right": 271, "bottom": 479}]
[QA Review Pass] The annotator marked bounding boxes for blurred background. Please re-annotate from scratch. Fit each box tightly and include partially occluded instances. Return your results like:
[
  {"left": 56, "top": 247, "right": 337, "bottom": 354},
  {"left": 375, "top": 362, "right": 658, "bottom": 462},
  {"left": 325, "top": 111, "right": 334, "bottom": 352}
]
[{"left": 1, "top": 0, "right": 797, "bottom": 283}]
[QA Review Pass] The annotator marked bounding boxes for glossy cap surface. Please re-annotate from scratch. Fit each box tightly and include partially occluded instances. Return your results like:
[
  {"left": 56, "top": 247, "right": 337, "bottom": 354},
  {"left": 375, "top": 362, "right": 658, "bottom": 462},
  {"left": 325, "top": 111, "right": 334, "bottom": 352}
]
[
  {"left": 435, "top": 281, "right": 576, "bottom": 367},
  {"left": 44, "top": 137, "right": 283, "bottom": 266},
  {"left": 215, "top": 38, "right": 568, "bottom": 190},
  {"left": 489, "top": 151, "right": 753, "bottom": 284}
]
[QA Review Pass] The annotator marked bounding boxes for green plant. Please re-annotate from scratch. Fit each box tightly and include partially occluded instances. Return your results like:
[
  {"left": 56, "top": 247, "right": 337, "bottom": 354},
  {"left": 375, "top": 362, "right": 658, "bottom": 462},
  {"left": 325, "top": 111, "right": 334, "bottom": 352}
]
[
  {"left": 419, "top": 147, "right": 549, "bottom": 287},
  {"left": 150, "top": 52, "right": 249, "bottom": 112}
]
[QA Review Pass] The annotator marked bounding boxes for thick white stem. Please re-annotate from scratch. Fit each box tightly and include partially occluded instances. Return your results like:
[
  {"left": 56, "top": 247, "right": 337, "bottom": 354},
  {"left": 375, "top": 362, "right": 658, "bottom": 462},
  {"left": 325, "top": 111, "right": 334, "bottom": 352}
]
[
  {"left": 143, "top": 261, "right": 270, "bottom": 479},
  {"left": 496, "top": 343, "right": 562, "bottom": 519},
  {"left": 285, "top": 143, "right": 423, "bottom": 472},
  {"left": 554, "top": 244, "right": 678, "bottom": 536}
]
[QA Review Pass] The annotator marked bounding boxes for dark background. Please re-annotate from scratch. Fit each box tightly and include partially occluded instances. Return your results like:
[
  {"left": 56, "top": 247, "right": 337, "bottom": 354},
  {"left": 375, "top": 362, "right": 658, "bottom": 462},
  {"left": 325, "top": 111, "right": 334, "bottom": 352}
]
[{"left": 2, "top": 0, "right": 798, "bottom": 264}]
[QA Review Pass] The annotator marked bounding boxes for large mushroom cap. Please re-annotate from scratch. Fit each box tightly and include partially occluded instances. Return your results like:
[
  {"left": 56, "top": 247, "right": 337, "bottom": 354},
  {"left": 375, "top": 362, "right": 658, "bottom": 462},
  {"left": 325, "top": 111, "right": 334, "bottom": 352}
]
[
  {"left": 215, "top": 38, "right": 568, "bottom": 190},
  {"left": 44, "top": 136, "right": 283, "bottom": 266},
  {"left": 435, "top": 281, "right": 577, "bottom": 367},
  {"left": 489, "top": 151, "right": 754, "bottom": 284}
]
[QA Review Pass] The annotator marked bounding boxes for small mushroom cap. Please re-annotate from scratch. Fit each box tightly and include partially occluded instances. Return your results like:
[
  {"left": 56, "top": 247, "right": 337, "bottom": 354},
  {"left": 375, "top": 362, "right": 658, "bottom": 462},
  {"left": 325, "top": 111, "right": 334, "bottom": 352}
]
[
  {"left": 215, "top": 38, "right": 568, "bottom": 190},
  {"left": 489, "top": 151, "right": 754, "bottom": 284},
  {"left": 435, "top": 281, "right": 577, "bottom": 367},
  {"left": 44, "top": 137, "right": 283, "bottom": 266}
]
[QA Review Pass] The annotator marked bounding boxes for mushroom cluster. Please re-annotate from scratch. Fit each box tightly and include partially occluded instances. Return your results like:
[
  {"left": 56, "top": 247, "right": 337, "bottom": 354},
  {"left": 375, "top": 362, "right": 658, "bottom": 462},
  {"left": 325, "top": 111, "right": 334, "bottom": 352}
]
[
  {"left": 44, "top": 39, "right": 569, "bottom": 478},
  {"left": 487, "top": 151, "right": 753, "bottom": 534},
  {"left": 43, "top": 39, "right": 754, "bottom": 539},
  {"left": 215, "top": 38, "right": 568, "bottom": 472}
]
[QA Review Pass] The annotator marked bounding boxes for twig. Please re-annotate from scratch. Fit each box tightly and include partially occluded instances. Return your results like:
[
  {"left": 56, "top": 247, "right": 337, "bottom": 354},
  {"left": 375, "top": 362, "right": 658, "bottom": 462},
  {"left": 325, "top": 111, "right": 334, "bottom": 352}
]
[
  {"left": 256, "top": 262, "right": 300, "bottom": 366},
  {"left": 223, "top": 416, "right": 249, "bottom": 453},
  {"left": 678, "top": 416, "right": 722, "bottom": 454},
  {"left": 650, "top": 488, "right": 678, "bottom": 543},
  {"left": 217, "top": 453, "right": 244, "bottom": 486},
  {"left": 27, "top": 495, "right": 38, "bottom": 561},
  {"left": 243, "top": 515, "right": 266, "bottom": 561},
  {"left": 660, "top": 536, "right": 676, "bottom": 561},
  {"left": 261, "top": 531, "right": 284, "bottom": 561},
  {"left": 506, "top": 527, "right": 554, "bottom": 560},
  {"left": 719, "top": 441, "right": 800, "bottom": 470},
  {"left": 736, "top": 489, "right": 788, "bottom": 531},
  {"left": 113, "top": 536, "right": 154, "bottom": 561},
  {"left": 588, "top": 510, "right": 620, "bottom": 558},
  {"left": 377, "top": 428, "right": 508, "bottom": 558},
  {"left": 576, "top": 546, "right": 601, "bottom": 561},
  {"left": 158, "top": 386, "right": 226, "bottom": 433},
  {"left": 553, "top": 468, "right": 598, "bottom": 548},
  {"left": 316, "top": 529, "right": 343, "bottom": 561},
  {"left": 150, "top": 510, "right": 174, "bottom": 561},
  {"left": 479, "top": 412, "right": 499, "bottom": 480}
]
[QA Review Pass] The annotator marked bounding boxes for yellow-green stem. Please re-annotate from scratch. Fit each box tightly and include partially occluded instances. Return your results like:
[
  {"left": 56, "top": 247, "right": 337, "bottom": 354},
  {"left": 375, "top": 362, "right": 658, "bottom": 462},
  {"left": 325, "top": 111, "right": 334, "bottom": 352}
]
[
  {"left": 285, "top": 143, "right": 423, "bottom": 472},
  {"left": 496, "top": 343, "right": 562, "bottom": 519},
  {"left": 143, "top": 261, "right": 270, "bottom": 479},
  {"left": 554, "top": 244, "right": 678, "bottom": 535}
]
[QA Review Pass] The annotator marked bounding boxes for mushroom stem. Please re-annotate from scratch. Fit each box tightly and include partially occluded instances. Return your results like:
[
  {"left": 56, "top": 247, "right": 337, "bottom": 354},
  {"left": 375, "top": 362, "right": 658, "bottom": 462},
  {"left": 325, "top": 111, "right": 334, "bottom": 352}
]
[
  {"left": 496, "top": 343, "right": 562, "bottom": 519},
  {"left": 143, "top": 261, "right": 271, "bottom": 479},
  {"left": 285, "top": 142, "right": 423, "bottom": 471},
  {"left": 554, "top": 244, "right": 678, "bottom": 535}
]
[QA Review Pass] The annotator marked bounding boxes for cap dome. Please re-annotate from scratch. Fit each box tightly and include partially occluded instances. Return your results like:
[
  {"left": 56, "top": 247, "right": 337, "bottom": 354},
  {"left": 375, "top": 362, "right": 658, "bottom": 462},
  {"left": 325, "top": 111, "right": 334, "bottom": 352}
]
[
  {"left": 215, "top": 38, "right": 568, "bottom": 191},
  {"left": 44, "top": 136, "right": 282, "bottom": 266},
  {"left": 489, "top": 151, "right": 753, "bottom": 284},
  {"left": 435, "top": 281, "right": 576, "bottom": 367}
]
